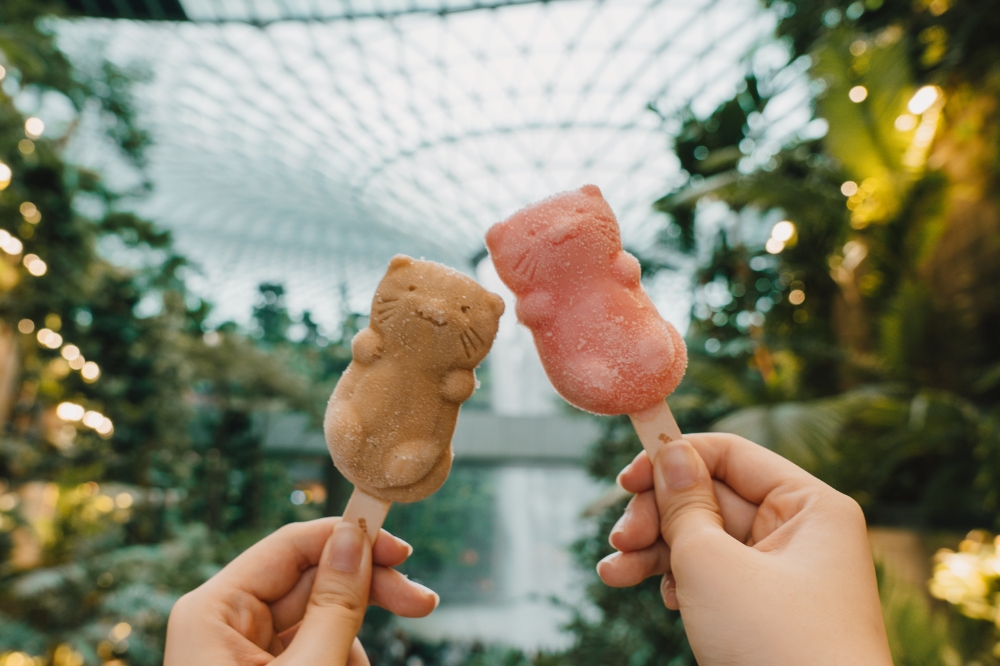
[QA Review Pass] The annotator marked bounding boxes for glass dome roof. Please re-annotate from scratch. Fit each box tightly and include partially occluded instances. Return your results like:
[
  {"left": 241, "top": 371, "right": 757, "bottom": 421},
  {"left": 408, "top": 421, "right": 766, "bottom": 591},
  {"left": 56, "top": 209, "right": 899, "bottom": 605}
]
[{"left": 56, "top": 0, "right": 808, "bottom": 330}]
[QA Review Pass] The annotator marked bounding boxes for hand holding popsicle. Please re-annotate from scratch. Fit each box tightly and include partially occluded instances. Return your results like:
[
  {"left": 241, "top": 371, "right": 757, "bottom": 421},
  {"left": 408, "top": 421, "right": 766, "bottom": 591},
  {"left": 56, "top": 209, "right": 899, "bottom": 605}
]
[
  {"left": 325, "top": 255, "right": 504, "bottom": 540},
  {"left": 485, "top": 185, "right": 687, "bottom": 458},
  {"left": 600, "top": 434, "right": 893, "bottom": 666},
  {"left": 164, "top": 518, "right": 438, "bottom": 666}
]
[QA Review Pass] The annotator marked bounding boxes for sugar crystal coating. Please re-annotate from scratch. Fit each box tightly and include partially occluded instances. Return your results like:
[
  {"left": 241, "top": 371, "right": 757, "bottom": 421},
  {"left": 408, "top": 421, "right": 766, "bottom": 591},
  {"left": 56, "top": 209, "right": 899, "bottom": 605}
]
[
  {"left": 324, "top": 255, "right": 505, "bottom": 502},
  {"left": 485, "top": 185, "right": 686, "bottom": 415}
]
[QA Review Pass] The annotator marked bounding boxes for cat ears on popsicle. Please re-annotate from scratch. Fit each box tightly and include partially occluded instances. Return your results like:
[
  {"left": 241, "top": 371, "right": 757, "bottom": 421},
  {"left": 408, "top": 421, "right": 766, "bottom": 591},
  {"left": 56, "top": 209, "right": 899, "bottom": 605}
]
[
  {"left": 388, "top": 254, "right": 415, "bottom": 270},
  {"left": 580, "top": 184, "right": 602, "bottom": 198},
  {"left": 487, "top": 292, "right": 505, "bottom": 316}
]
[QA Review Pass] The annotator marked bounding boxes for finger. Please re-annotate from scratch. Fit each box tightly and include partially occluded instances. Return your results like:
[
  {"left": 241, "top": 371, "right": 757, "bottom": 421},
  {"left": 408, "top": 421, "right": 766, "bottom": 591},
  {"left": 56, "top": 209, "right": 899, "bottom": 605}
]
[
  {"left": 614, "top": 478, "right": 758, "bottom": 549},
  {"left": 660, "top": 574, "right": 679, "bottom": 610},
  {"left": 275, "top": 521, "right": 372, "bottom": 665},
  {"left": 277, "top": 622, "right": 300, "bottom": 650},
  {"left": 214, "top": 518, "right": 410, "bottom": 603},
  {"left": 348, "top": 638, "right": 370, "bottom": 666},
  {"left": 371, "top": 567, "right": 440, "bottom": 618},
  {"left": 652, "top": 440, "right": 726, "bottom": 548},
  {"left": 609, "top": 491, "right": 659, "bottom": 552},
  {"left": 685, "top": 432, "right": 821, "bottom": 504},
  {"left": 596, "top": 540, "right": 671, "bottom": 587},
  {"left": 618, "top": 450, "right": 652, "bottom": 494},
  {"left": 272, "top": 561, "right": 433, "bottom": 632},
  {"left": 714, "top": 479, "right": 758, "bottom": 543},
  {"left": 373, "top": 532, "right": 413, "bottom": 568},
  {"left": 271, "top": 566, "right": 317, "bottom": 633}
]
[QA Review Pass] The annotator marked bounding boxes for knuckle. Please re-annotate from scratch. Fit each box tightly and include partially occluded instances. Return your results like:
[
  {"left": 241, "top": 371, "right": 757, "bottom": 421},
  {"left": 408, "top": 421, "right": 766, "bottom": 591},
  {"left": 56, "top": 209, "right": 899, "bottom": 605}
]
[
  {"left": 170, "top": 590, "right": 198, "bottom": 618},
  {"left": 311, "top": 584, "right": 366, "bottom": 614},
  {"left": 274, "top": 522, "right": 300, "bottom": 540},
  {"left": 659, "top": 494, "right": 719, "bottom": 532},
  {"left": 831, "top": 492, "right": 866, "bottom": 525}
]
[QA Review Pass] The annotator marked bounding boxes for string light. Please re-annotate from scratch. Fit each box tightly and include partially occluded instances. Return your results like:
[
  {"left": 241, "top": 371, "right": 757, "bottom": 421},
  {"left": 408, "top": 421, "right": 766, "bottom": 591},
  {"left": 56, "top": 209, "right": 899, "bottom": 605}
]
[
  {"left": 0, "top": 162, "right": 10, "bottom": 190},
  {"left": 23, "top": 254, "right": 47, "bottom": 276},
  {"left": 96, "top": 417, "right": 113, "bottom": 436},
  {"left": 765, "top": 220, "right": 796, "bottom": 254},
  {"left": 24, "top": 117, "right": 45, "bottom": 139},
  {"left": 771, "top": 221, "right": 796, "bottom": 242},
  {"left": 894, "top": 114, "right": 917, "bottom": 131},
  {"left": 110, "top": 622, "right": 132, "bottom": 641},
  {"left": 902, "top": 105, "right": 943, "bottom": 170},
  {"left": 82, "top": 410, "right": 104, "bottom": 428},
  {"left": 53, "top": 644, "right": 84, "bottom": 666},
  {"left": 19, "top": 202, "right": 41, "bottom": 224},
  {"left": 37, "top": 328, "right": 63, "bottom": 349},
  {"left": 33, "top": 325, "right": 102, "bottom": 383},
  {"left": 57, "top": 403, "right": 113, "bottom": 435},
  {"left": 56, "top": 402, "right": 85, "bottom": 422},
  {"left": 907, "top": 86, "right": 941, "bottom": 115},
  {"left": 840, "top": 181, "right": 859, "bottom": 196},
  {"left": 848, "top": 86, "right": 868, "bottom": 103},
  {"left": 3, "top": 652, "right": 33, "bottom": 666},
  {"left": 0, "top": 231, "right": 23, "bottom": 256},
  {"left": 82, "top": 361, "right": 101, "bottom": 382}
]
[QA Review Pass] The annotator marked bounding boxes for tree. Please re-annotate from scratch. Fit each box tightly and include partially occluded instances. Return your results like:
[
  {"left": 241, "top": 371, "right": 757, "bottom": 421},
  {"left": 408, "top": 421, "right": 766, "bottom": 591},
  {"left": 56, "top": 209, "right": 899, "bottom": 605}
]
[
  {"left": 0, "top": 5, "right": 321, "bottom": 664},
  {"left": 558, "top": 0, "right": 1000, "bottom": 663}
]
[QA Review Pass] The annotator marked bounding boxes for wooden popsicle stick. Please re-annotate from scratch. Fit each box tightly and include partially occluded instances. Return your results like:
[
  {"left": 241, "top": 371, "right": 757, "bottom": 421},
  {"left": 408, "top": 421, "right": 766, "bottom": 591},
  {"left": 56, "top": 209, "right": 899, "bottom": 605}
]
[
  {"left": 342, "top": 487, "right": 392, "bottom": 543},
  {"left": 628, "top": 399, "right": 683, "bottom": 462}
]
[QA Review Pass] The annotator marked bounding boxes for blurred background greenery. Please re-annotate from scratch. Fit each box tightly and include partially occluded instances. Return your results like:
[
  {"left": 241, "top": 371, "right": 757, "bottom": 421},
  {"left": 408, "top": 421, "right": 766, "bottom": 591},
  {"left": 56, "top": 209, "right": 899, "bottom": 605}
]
[{"left": 1, "top": 0, "right": 999, "bottom": 664}]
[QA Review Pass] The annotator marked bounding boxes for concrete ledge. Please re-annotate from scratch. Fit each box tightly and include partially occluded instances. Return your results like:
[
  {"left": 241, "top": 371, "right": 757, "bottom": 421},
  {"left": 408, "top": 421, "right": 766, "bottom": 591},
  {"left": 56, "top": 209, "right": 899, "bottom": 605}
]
[
  {"left": 258, "top": 410, "right": 602, "bottom": 463},
  {"left": 452, "top": 411, "right": 601, "bottom": 463}
]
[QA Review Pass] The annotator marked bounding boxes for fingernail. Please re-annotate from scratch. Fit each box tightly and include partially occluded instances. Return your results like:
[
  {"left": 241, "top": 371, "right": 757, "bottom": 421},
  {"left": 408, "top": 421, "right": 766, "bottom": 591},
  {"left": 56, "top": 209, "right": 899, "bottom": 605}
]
[
  {"left": 398, "top": 537, "right": 414, "bottom": 558},
  {"left": 597, "top": 551, "right": 620, "bottom": 568},
  {"left": 659, "top": 442, "right": 699, "bottom": 490},
  {"left": 615, "top": 464, "right": 631, "bottom": 488},
  {"left": 609, "top": 511, "right": 628, "bottom": 544},
  {"left": 329, "top": 522, "right": 365, "bottom": 572},
  {"left": 411, "top": 580, "right": 440, "bottom": 608}
]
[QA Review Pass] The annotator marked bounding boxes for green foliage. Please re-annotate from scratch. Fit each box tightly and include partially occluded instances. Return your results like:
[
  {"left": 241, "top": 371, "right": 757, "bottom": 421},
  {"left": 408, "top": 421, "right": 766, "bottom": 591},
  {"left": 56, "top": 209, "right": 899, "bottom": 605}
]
[
  {"left": 0, "top": 6, "right": 340, "bottom": 665},
  {"left": 561, "top": 0, "right": 1000, "bottom": 663},
  {"left": 876, "top": 561, "right": 952, "bottom": 666},
  {"left": 385, "top": 468, "right": 497, "bottom": 599},
  {"left": 645, "top": 0, "right": 1000, "bottom": 527},
  {"left": 768, "top": 0, "right": 1000, "bottom": 86}
]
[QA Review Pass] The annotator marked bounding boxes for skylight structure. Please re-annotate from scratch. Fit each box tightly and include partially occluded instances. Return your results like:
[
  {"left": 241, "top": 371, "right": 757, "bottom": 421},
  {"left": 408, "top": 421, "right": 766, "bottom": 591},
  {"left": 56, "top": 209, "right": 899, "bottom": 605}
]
[{"left": 58, "top": 0, "right": 790, "bottom": 329}]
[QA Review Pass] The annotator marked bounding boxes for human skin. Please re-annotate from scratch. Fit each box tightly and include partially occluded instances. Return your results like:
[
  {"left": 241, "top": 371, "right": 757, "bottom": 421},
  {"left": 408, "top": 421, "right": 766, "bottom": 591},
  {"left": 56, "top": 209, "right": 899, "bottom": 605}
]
[
  {"left": 164, "top": 518, "right": 438, "bottom": 666},
  {"left": 597, "top": 433, "right": 893, "bottom": 666}
]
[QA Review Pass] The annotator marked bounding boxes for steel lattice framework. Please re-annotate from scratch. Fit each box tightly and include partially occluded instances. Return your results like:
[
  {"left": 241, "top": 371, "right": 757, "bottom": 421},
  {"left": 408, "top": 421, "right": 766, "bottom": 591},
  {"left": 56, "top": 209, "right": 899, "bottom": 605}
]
[{"left": 55, "top": 0, "right": 811, "bottom": 330}]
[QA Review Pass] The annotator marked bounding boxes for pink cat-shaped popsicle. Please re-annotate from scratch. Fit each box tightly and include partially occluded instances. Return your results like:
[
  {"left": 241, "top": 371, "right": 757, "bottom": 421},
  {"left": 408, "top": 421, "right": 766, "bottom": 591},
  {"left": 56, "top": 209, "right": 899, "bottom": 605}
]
[{"left": 485, "top": 185, "right": 686, "bottom": 415}]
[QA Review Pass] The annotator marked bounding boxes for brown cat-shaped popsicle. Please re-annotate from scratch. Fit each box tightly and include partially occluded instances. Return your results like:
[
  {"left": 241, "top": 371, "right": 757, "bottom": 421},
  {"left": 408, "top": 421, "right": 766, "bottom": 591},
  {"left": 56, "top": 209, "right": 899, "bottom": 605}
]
[{"left": 324, "top": 255, "right": 505, "bottom": 503}]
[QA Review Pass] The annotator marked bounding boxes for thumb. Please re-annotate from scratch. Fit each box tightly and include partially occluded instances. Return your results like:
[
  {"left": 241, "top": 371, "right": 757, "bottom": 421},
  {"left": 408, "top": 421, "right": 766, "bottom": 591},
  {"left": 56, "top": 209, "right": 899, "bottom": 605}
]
[
  {"left": 279, "top": 521, "right": 372, "bottom": 665},
  {"left": 653, "top": 440, "right": 726, "bottom": 548}
]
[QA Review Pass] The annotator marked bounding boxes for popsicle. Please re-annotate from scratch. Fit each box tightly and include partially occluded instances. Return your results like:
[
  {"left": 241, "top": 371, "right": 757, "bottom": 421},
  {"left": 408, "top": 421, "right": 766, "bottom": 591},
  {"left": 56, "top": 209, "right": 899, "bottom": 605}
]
[
  {"left": 324, "top": 255, "right": 505, "bottom": 540},
  {"left": 485, "top": 185, "right": 687, "bottom": 459}
]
